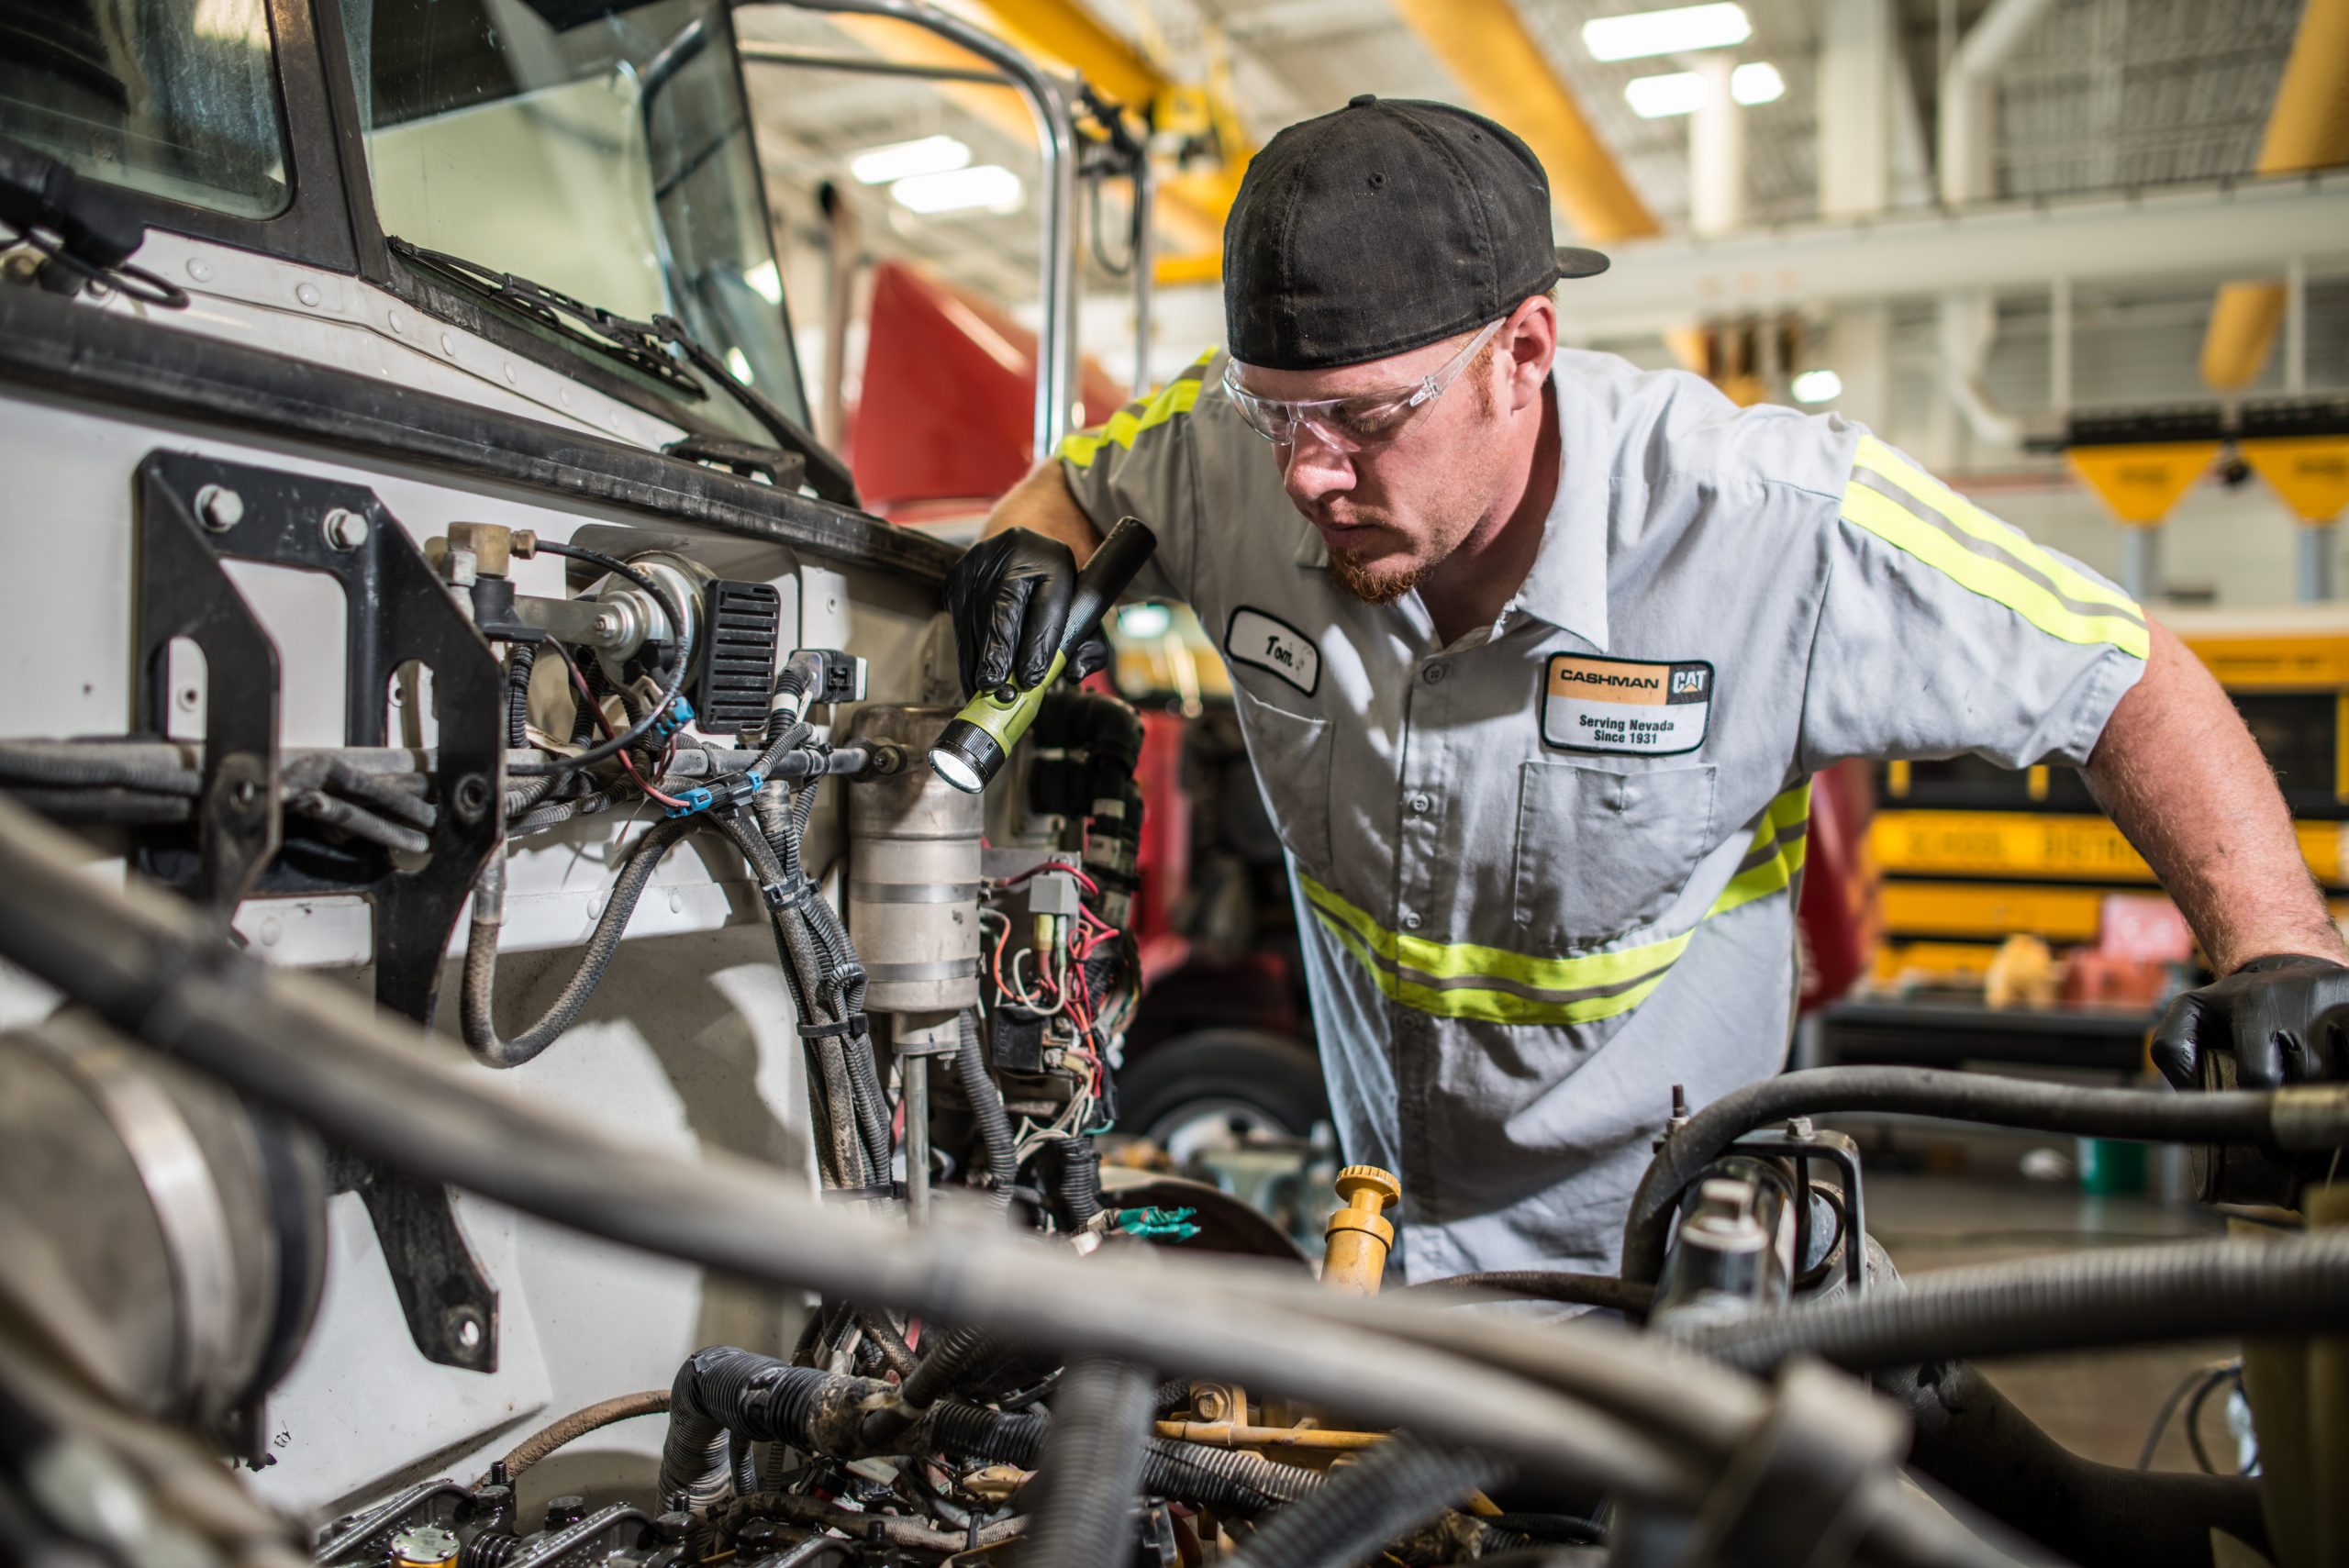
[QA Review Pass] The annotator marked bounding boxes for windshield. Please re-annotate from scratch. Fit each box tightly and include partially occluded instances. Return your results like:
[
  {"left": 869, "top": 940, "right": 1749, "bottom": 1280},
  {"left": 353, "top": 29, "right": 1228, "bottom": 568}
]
[
  {"left": 341, "top": 0, "right": 810, "bottom": 433},
  {"left": 0, "top": 0, "right": 291, "bottom": 218}
]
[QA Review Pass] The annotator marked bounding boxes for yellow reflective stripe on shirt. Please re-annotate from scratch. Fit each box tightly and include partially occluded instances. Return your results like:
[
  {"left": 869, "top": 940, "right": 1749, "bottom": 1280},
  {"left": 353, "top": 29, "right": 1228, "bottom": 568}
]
[
  {"left": 1056, "top": 350, "right": 1215, "bottom": 470},
  {"left": 1297, "top": 783, "right": 1810, "bottom": 1027},
  {"left": 1844, "top": 438, "right": 2150, "bottom": 660}
]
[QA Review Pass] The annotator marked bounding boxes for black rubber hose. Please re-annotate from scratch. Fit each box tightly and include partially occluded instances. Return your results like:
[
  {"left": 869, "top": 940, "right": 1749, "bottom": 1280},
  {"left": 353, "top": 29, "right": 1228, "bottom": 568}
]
[
  {"left": 461, "top": 816, "right": 698, "bottom": 1069},
  {"left": 896, "top": 1324, "right": 997, "bottom": 1413},
  {"left": 923, "top": 1402, "right": 1315, "bottom": 1518},
  {"left": 657, "top": 1346, "right": 887, "bottom": 1513},
  {"left": 1621, "top": 1068, "right": 2332, "bottom": 1282},
  {"left": 1884, "top": 1358, "right": 2266, "bottom": 1568},
  {"left": 506, "top": 643, "right": 537, "bottom": 750},
  {"left": 1404, "top": 1271, "right": 1655, "bottom": 1319},
  {"left": 957, "top": 1010, "right": 1018, "bottom": 1208},
  {"left": 1042, "top": 1135, "right": 1104, "bottom": 1229},
  {"left": 1021, "top": 1359, "right": 1156, "bottom": 1568},
  {"left": 1225, "top": 1436, "right": 1506, "bottom": 1568},
  {"left": 1678, "top": 1229, "right": 2349, "bottom": 1373},
  {"left": 1153, "top": 1377, "right": 1192, "bottom": 1417},
  {"left": 0, "top": 744, "right": 201, "bottom": 795}
]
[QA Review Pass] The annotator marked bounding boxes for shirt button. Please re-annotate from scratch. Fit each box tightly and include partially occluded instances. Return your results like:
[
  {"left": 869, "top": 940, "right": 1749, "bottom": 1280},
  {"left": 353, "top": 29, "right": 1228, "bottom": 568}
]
[
  {"left": 1423, "top": 663, "right": 1447, "bottom": 684},
  {"left": 1402, "top": 911, "right": 1423, "bottom": 930},
  {"left": 1408, "top": 792, "right": 1432, "bottom": 815}
]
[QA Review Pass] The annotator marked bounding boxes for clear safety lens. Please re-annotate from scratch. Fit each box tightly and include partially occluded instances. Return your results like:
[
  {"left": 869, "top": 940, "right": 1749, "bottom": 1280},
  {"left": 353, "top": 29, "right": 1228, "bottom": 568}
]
[{"left": 1223, "top": 319, "right": 1503, "bottom": 453}]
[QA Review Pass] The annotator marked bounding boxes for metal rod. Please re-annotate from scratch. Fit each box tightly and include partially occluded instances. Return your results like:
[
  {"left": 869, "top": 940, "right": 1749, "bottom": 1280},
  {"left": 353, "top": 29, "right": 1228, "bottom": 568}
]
[
  {"left": 2286, "top": 254, "right": 2308, "bottom": 395},
  {"left": 904, "top": 1051, "right": 932, "bottom": 1225},
  {"left": 1130, "top": 150, "right": 1155, "bottom": 399},
  {"left": 2121, "top": 523, "right": 2162, "bottom": 605},
  {"left": 2049, "top": 274, "right": 2072, "bottom": 415},
  {"left": 763, "top": 0, "right": 1079, "bottom": 462},
  {"left": 2299, "top": 522, "right": 2333, "bottom": 603},
  {"left": 1153, "top": 1421, "right": 1386, "bottom": 1451},
  {"left": 738, "top": 42, "right": 1013, "bottom": 86}
]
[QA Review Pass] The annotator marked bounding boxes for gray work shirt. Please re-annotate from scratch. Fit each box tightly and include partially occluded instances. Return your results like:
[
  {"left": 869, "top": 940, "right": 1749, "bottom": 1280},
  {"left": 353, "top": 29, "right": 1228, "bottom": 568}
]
[{"left": 1062, "top": 347, "right": 2147, "bottom": 1281}]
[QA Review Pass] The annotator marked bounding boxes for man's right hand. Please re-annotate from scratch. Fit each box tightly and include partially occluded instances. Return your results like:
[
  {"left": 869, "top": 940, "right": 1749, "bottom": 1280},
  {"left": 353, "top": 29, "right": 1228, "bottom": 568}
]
[{"left": 945, "top": 528, "right": 1110, "bottom": 698}]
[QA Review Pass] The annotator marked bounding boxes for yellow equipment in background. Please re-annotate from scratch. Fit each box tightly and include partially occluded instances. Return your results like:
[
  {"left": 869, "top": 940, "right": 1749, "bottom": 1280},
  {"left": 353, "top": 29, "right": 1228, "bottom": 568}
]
[{"left": 1870, "top": 606, "right": 2349, "bottom": 991}]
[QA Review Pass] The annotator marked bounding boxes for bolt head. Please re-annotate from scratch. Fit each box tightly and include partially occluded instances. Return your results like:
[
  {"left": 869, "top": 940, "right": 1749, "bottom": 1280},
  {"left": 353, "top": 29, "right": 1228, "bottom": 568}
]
[
  {"left": 593, "top": 609, "right": 621, "bottom": 639},
  {"left": 323, "top": 508, "right": 370, "bottom": 550},
  {"left": 195, "top": 484, "right": 244, "bottom": 531}
]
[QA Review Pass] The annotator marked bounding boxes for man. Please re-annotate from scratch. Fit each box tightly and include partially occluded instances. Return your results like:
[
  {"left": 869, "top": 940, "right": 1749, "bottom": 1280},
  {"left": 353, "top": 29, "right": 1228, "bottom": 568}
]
[{"left": 947, "top": 96, "right": 2349, "bottom": 1281}]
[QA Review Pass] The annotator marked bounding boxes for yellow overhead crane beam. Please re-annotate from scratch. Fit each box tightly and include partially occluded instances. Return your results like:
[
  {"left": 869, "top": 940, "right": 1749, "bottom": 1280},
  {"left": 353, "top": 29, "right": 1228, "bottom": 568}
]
[
  {"left": 2199, "top": 0, "right": 2349, "bottom": 391},
  {"left": 1383, "top": 0, "right": 1661, "bottom": 245}
]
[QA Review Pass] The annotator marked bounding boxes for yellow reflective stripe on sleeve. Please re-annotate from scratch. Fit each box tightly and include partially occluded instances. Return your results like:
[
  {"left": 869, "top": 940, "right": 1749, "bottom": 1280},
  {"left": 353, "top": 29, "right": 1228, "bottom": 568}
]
[
  {"left": 1846, "top": 437, "right": 2149, "bottom": 660},
  {"left": 1840, "top": 477, "right": 2151, "bottom": 660},
  {"left": 1855, "top": 437, "right": 2138, "bottom": 618},
  {"left": 1297, "top": 783, "right": 1810, "bottom": 1027},
  {"left": 1056, "top": 350, "right": 1215, "bottom": 470}
]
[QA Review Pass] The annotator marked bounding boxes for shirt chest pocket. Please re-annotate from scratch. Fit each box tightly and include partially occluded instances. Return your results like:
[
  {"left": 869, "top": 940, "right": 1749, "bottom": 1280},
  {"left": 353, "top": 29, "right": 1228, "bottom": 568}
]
[
  {"left": 1513, "top": 760, "right": 1718, "bottom": 951},
  {"left": 1232, "top": 692, "right": 1334, "bottom": 873}
]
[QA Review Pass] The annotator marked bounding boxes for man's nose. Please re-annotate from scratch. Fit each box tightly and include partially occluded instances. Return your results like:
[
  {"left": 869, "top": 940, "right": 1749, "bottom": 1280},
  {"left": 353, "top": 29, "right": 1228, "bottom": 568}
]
[{"left": 1278, "top": 428, "right": 1353, "bottom": 506}]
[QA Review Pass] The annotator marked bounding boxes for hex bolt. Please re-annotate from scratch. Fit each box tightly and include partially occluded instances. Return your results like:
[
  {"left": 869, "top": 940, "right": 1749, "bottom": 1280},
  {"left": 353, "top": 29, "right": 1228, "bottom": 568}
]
[
  {"left": 322, "top": 508, "right": 370, "bottom": 551},
  {"left": 592, "top": 609, "right": 622, "bottom": 641},
  {"left": 1785, "top": 1115, "right": 1817, "bottom": 1140},
  {"left": 195, "top": 484, "right": 244, "bottom": 532},
  {"left": 543, "top": 1496, "right": 586, "bottom": 1531}
]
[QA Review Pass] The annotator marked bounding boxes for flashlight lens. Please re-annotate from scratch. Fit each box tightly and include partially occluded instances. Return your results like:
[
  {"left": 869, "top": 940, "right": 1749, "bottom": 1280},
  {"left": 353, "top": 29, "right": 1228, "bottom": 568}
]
[{"left": 929, "top": 746, "right": 985, "bottom": 794}]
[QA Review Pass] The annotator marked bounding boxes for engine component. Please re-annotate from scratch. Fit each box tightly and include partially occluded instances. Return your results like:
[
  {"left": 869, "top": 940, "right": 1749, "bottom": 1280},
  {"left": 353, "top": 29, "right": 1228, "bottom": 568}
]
[
  {"left": 693, "top": 579, "right": 784, "bottom": 733},
  {"left": 1321, "top": 1163, "right": 1402, "bottom": 1296},
  {"left": 0, "top": 1013, "right": 327, "bottom": 1442},
  {"left": 843, "top": 704, "right": 982, "bottom": 1015}
]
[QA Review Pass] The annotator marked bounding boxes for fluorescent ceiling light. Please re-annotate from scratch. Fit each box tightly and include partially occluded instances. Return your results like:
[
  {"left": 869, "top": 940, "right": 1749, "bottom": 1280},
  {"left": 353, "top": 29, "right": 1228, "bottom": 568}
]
[
  {"left": 1584, "top": 3, "right": 1751, "bottom": 62},
  {"left": 890, "top": 165, "right": 1024, "bottom": 215},
  {"left": 1791, "top": 368, "right": 1842, "bottom": 404},
  {"left": 851, "top": 135, "right": 971, "bottom": 185},
  {"left": 1623, "top": 60, "right": 1786, "bottom": 117},
  {"left": 1624, "top": 72, "right": 1709, "bottom": 117},
  {"left": 1731, "top": 61, "right": 1785, "bottom": 105}
]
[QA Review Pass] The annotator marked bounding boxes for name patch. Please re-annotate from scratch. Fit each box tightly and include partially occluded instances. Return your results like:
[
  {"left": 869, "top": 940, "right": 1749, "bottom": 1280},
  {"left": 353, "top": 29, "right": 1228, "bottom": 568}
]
[
  {"left": 1541, "top": 653, "right": 1711, "bottom": 755},
  {"left": 1227, "top": 606, "right": 1320, "bottom": 695}
]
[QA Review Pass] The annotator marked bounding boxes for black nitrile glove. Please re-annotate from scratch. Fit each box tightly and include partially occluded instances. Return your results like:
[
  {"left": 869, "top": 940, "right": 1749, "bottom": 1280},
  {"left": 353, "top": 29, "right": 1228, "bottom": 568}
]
[
  {"left": 2148, "top": 953, "right": 2349, "bottom": 1091},
  {"left": 945, "top": 528, "right": 1109, "bottom": 698}
]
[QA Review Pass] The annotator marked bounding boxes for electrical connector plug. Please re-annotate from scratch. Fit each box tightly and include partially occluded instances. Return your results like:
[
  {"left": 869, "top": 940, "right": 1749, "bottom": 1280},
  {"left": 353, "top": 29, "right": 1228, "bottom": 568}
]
[
  {"left": 661, "top": 768, "right": 763, "bottom": 820},
  {"left": 1113, "top": 1207, "right": 1199, "bottom": 1242},
  {"left": 650, "top": 695, "right": 695, "bottom": 742},
  {"left": 789, "top": 649, "right": 866, "bottom": 706}
]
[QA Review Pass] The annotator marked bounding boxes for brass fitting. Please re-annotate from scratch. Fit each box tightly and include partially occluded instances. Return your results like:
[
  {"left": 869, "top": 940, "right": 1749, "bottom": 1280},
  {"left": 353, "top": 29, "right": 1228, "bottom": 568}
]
[
  {"left": 1321, "top": 1164, "right": 1401, "bottom": 1296},
  {"left": 445, "top": 521, "right": 513, "bottom": 577}
]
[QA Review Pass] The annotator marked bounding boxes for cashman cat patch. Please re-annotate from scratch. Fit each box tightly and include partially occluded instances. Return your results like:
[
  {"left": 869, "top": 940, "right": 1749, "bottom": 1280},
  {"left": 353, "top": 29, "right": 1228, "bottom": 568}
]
[{"left": 1540, "top": 653, "right": 1712, "bottom": 755}]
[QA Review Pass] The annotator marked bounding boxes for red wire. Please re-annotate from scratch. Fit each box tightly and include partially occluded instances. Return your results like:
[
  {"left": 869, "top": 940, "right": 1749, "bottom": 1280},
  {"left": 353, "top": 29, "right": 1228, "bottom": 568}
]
[{"left": 552, "top": 644, "right": 687, "bottom": 808}]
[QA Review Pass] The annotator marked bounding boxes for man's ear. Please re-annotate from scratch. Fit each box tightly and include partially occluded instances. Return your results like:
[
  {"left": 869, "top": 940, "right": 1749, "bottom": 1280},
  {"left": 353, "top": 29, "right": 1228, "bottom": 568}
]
[{"left": 1502, "top": 295, "right": 1558, "bottom": 414}]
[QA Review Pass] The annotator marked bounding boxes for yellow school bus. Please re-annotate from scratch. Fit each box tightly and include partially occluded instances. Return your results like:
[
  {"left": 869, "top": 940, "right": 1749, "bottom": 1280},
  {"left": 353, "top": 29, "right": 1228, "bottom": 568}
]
[{"left": 1870, "top": 607, "right": 2349, "bottom": 987}]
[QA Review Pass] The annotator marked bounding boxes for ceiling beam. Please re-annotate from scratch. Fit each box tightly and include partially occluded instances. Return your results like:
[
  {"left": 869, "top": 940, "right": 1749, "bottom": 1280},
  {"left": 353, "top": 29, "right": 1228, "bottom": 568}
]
[{"left": 1383, "top": 0, "right": 1660, "bottom": 243}]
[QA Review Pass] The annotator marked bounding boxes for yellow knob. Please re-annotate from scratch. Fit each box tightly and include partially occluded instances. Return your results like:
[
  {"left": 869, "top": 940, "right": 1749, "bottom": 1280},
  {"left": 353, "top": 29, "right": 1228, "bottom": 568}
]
[{"left": 1334, "top": 1164, "right": 1400, "bottom": 1215}]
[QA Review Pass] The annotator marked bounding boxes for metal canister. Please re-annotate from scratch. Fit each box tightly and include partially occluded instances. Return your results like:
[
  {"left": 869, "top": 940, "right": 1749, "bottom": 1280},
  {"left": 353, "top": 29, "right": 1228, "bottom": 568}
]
[{"left": 843, "top": 704, "right": 982, "bottom": 1012}]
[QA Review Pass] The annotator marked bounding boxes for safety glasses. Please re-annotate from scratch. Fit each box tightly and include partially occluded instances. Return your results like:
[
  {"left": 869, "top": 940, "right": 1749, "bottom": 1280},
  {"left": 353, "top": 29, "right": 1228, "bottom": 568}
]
[{"left": 1223, "top": 319, "right": 1504, "bottom": 453}]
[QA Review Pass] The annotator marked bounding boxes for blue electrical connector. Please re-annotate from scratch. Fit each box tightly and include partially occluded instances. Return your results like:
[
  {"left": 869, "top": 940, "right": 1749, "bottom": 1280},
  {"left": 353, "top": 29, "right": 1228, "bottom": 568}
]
[
  {"left": 651, "top": 695, "right": 696, "bottom": 742},
  {"left": 662, "top": 767, "right": 763, "bottom": 819}
]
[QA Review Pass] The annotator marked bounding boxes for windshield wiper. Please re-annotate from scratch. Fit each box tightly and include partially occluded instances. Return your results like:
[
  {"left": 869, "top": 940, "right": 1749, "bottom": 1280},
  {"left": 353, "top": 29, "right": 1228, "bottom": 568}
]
[{"left": 387, "top": 237, "right": 856, "bottom": 506}]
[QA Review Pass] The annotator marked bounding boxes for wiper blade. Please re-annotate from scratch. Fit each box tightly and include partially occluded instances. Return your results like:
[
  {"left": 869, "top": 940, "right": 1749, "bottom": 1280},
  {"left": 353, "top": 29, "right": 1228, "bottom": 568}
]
[
  {"left": 651, "top": 313, "right": 857, "bottom": 506},
  {"left": 387, "top": 237, "right": 857, "bottom": 507},
  {"left": 387, "top": 236, "right": 708, "bottom": 401}
]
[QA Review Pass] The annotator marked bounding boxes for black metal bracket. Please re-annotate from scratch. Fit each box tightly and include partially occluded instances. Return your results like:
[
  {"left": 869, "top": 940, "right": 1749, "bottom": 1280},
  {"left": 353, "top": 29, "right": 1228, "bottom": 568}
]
[
  {"left": 1729, "top": 1125, "right": 1867, "bottom": 1299},
  {"left": 330, "top": 1150, "right": 498, "bottom": 1373},
  {"left": 134, "top": 450, "right": 503, "bottom": 1022},
  {"left": 134, "top": 451, "right": 504, "bottom": 1373}
]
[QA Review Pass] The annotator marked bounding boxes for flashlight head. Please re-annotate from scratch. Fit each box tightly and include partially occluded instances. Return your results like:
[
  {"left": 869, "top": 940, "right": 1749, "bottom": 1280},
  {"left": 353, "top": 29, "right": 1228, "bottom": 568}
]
[{"left": 928, "top": 717, "right": 1005, "bottom": 794}]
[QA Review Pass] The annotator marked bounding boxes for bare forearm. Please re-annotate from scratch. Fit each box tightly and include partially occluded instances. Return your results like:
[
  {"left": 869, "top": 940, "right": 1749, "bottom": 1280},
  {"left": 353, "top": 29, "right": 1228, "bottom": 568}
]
[
  {"left": 2084, "top": 618, "right": 2345, "bottom": 972},
  {"left": 981, "top": 461, "right": 1104, "bottom": 562}
]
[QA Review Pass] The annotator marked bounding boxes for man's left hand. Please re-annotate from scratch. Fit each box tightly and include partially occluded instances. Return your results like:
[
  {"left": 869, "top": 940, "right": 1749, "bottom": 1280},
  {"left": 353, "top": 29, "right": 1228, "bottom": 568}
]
[{"left": 2149, "top": 953, "right": 2349, "bottom": 1091}]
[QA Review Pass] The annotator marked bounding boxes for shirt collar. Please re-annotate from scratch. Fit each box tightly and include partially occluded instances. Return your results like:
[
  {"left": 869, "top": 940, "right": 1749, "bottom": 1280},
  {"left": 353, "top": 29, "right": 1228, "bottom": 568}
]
[
  {"left": 1499, "top": 369, "right": 1610, "bottom": 650},
  {"left": 1288, "top": 366, "right": 1612, "bottom": 651}
]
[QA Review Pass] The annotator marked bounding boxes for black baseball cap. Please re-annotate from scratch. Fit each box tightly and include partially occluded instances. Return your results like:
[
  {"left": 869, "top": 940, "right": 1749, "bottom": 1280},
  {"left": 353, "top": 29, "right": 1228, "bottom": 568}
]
[{"left": 1222, "top": 95, "right": 1609, "bottom": 372}]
